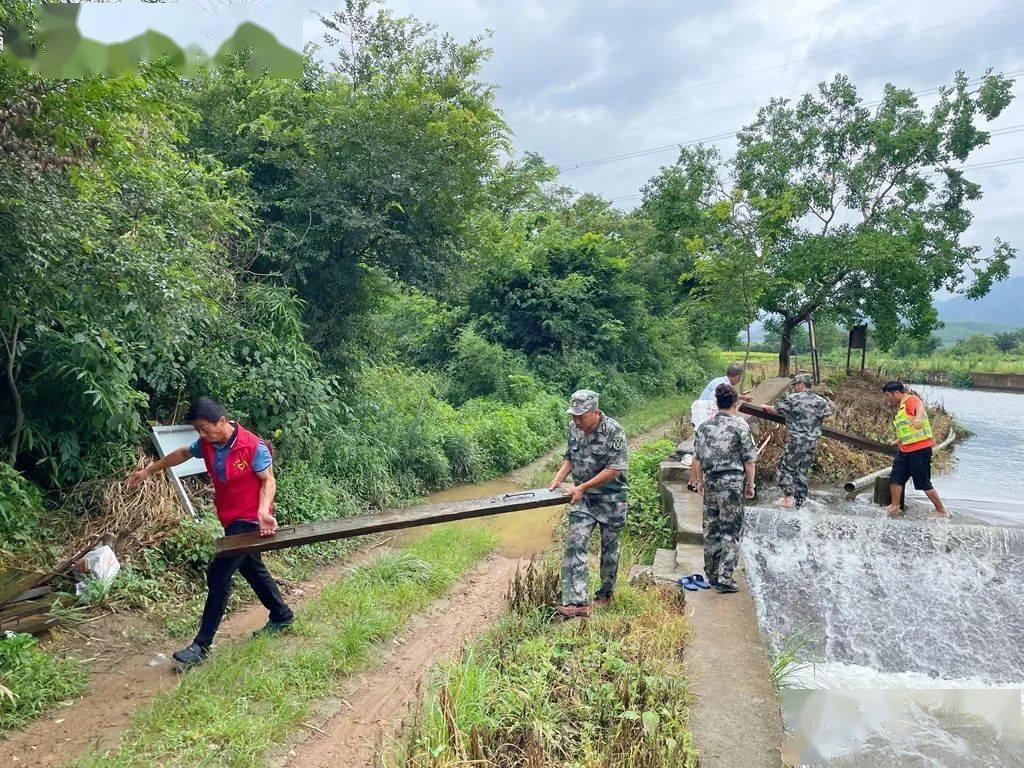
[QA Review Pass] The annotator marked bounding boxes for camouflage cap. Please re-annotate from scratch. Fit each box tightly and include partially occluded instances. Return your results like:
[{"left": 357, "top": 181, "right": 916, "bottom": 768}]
[
  {"left": 793, "top": 373, "right": 814, "bottom": 387},
  {"left": 567, "top": 389, "right": 599, "bottom": 416}
]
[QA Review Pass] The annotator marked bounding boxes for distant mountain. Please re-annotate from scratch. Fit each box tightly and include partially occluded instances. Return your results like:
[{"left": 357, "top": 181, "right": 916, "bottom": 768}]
[
  {"left": 936, "top": 276, "right": 1024, "bottom": 326},
  {"left": 934, "top": 320, "right": 1018, "bottom": 346}
]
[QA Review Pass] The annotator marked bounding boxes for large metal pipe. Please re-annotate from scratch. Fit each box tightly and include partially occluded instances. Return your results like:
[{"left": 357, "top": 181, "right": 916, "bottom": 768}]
[{"left": 843, "top": 429, "right": 957, "bottom": 494}]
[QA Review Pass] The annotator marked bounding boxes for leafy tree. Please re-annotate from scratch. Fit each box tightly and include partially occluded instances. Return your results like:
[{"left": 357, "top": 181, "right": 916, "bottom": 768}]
[
  {"left": 187, "top": 1, "right": 506, "bottom": 366},
  {"left": 992, "top": 329, "right": 1024, "bottom": 352},
  {"left": 0, "top": 66, "right": 248, "bottom": 480},
  {"left": 646, "top": 72, "right": 1017, "bottom": 374},
  {"left": 949, "top": 333, "right": 998, "bottom": 357}
]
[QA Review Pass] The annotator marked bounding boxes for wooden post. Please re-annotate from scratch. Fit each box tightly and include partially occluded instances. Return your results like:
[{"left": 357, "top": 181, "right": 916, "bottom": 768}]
[
  {"left": 872, "top": 475, "right": 905, "bottom": 509},
  {"left": 807, "top": 316, "right": 820, "bottom": 384}
]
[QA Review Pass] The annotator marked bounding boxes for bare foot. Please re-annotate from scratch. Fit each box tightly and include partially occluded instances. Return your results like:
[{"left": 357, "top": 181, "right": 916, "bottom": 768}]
[
  {"left": 883, "top": 505, "right": 902, "bottom": 517},
  {"left": 776, "top": 496, "right": 795, "bottom": 509},
  {"left": 931, "top": 508, "right": 950, "bottom": 519}
]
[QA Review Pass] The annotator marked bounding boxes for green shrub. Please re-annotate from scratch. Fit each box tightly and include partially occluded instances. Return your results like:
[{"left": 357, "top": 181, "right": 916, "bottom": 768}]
[
  {"left": 948, "top": 369, "right": 973, "bottom": 389},
  {"left": 625, "top": 439, "right": 676, "bottom": 561},
  {"left": 0, "top": 463, "right": 44, "bottom": 548},
  {"left": 0, "top": 632, "right": 88, "bottom": 731},
  {"left": 274, "top": 460, "right": 361, "bottom": 525},
  {"left": 446, "top": 328, "right": 537, "bottom": 405}
]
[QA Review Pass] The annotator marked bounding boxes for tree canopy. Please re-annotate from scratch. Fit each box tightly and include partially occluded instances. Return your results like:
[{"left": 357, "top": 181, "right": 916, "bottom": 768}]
[{"left": 643, "top": 72, "right": 1017, "bottom": 373}]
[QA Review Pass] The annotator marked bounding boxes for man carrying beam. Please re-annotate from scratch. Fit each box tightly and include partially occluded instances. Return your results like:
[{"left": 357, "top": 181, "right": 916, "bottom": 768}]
[
  {"left": 757, "top": 373, "right": 834, "bottom": 508},
  {"left": 549, "top": 389, "right": 628, "bottom": 620},
  {"left": 128, "top": 397, "right": 293, "bottom": 667}
]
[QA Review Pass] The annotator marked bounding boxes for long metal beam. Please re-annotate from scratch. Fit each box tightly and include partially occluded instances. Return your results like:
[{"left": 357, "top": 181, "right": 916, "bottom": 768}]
[
  {"left": 214, "top": 488, "right": 573, "bottom": 558},
  {"left": 738, "top": 403, "right": 896, "bottom": 457}
]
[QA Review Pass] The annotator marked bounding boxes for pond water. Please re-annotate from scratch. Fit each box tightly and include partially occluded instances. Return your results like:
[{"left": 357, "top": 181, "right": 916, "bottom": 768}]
[{"left": 915, "top": 385, "right": 1024, "bottom": 522}]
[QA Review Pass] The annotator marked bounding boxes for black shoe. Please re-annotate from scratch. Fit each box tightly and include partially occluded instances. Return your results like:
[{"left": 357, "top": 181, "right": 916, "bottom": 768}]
[
  {"left": 252, "top": 616, "right": 294, "bottom": 638},
  {"left": 714, "top": 582, "right": 740, "bottom": 594},
  {"left": 172, "top": 642, "right": 210, "bottom": 667}
]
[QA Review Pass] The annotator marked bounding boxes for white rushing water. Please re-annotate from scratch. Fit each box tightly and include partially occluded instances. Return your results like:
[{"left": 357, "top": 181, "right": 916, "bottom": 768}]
[{"left": 742, "top": 503, "right": 1024, "bottom": 766}]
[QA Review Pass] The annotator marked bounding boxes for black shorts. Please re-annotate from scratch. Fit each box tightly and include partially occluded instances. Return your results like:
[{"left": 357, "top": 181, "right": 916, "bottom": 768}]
[{"left": 890, "top": 447, "right": 933, "bottom": 491}]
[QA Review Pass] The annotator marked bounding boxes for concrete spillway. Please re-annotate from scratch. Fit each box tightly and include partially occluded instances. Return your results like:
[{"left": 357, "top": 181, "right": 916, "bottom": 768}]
[
  {"left": 742, "top": 503, "right": 1024, "bottom": 766},
  {"left": 743, "top": 507, "right": 1024, "bottom": 682}
]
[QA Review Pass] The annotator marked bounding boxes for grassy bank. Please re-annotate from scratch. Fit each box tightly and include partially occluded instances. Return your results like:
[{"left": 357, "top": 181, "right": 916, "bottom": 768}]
[
  {"left": 70, "top": 526, "right": 495, "bottom": 768},
  {"left": 385, "top": 559, "right": 696, "bottom": 768}
]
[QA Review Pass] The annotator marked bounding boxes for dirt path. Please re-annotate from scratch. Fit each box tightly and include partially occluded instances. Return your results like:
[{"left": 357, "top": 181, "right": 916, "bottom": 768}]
[
  {"left": 276, "top": 554, "right": 522, "bottom": 768},
  {"left": 0, "top": 548, "right": 377, "bottom": 768}
]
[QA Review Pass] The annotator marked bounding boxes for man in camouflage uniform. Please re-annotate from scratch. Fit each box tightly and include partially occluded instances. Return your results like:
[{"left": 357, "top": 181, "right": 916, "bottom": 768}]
[
  {"left": 549, "top": 389, "right": 628, "bottom": 619},
  {"left": 759, "top": 373, "right": 834, "bottom": 509},
  {"left": 691, "top": 384, "right": 756, "bottom": 594}
]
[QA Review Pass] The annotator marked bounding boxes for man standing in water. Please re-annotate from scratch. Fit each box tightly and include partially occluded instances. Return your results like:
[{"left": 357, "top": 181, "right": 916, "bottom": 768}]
[
  {"left": 128, "top": 397, "right": 294, "bottom": 666},
  {"left": 757, "top": 373, "right": 833, "bottom": 508},
  {"left": 690, "top": 384, "right": 757, "bottom": 593},
  {"left": 882, "top": 381, "right": 949, "bottom": 518},
  {"left": 549, "top": 389, "right": 628, "bottom": 619}
]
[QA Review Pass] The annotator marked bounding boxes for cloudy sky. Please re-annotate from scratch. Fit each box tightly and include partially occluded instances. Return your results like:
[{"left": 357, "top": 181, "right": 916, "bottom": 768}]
[{"left": 86, "top": 0, "right": 1024, "bottom": 276}]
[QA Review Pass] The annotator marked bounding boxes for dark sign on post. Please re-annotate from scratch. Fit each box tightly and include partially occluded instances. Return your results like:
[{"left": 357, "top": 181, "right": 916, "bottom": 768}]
[{"left": 847, "top": 324, "right": 868, "bottom": 372}]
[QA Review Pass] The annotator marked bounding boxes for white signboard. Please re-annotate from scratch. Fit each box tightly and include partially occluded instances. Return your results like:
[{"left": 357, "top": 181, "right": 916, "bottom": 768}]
[{"left": 150, "top": 424, "right": 207, "bottom": 518}]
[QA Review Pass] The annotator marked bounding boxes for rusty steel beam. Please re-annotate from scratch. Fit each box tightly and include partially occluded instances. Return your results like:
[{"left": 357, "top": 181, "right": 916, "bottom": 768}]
[
  {"left": 214, "top": 488, "right": 573, "bottom": 558},
  {"left": 739, "top": 403, "right": 896, "bottom": 457}
]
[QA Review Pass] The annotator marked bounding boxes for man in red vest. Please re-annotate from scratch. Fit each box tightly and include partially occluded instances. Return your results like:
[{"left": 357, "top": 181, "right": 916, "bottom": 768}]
[{"left": 129, "top": 397, "right": 293, "bottom": 667}]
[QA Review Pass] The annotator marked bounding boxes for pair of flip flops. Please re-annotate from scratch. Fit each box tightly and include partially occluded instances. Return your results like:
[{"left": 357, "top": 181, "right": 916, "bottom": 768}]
[{"left": 677, "top": 574, "right": 711, "bottom": 591}]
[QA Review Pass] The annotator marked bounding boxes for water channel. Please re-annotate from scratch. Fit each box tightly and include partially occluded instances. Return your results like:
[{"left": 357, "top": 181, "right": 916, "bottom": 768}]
[{"left": 744, "top": 384, "right": 1024, "bottom": 766}]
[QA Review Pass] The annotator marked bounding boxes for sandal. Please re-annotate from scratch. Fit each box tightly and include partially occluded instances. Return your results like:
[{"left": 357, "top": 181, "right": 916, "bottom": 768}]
[{"left": 677, "top": 576, "right": 699, "bottom": 592}]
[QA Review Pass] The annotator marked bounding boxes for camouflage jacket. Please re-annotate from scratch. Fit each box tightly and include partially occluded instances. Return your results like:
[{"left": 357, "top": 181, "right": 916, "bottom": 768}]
[
  {"left": 694, "top": 413, "right": 756, "bottom": 476},
  {"left": 564, "top": 413, "right": 629, "bottom": 499},
  {"left": 775, "top": 390, "right": 833, "bottom": 443}
]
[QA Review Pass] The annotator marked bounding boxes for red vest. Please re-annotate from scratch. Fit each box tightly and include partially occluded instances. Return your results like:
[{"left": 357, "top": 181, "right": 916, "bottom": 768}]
[{"left": 199, "top": 423, "right": 273, "bottom": 527}]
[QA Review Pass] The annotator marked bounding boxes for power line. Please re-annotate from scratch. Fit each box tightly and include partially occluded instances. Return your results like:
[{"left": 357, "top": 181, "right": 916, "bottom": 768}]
[
  {"left": 528, "top": 4, "right": 1024, "bottom": 126},
  {"left": 558, "top": 65, "right": 1024, "bottom": 173}
]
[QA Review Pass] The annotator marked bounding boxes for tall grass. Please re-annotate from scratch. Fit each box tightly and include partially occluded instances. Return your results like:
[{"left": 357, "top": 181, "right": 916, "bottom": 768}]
[
  {"left": 72, "top": 526, "right": 497, "bottom": 768},
  {"left": 768, "top": 630, "right": 812, "bottom": 693},
  {"left": 385, "top": 558, "right": 697, "bottom": 768},
  {"left": 0, "top": 632, "right": 88, "bottom": 732}
]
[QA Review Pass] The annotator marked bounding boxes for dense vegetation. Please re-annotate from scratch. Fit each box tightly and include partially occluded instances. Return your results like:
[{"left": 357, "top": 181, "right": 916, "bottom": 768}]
[{"left": 0, "top": 2, "right": 712, "bottom": 560}]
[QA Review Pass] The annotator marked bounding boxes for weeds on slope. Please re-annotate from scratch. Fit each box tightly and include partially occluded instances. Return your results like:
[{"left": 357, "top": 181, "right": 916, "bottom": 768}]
[
  {"left": 0, "top": 631, "right": 87, "bottom": 732},
  {"left": 387, "top": 559, "right": 696, "bottom": 768},
  {"left": 72, "top": 526, "right": 497, "bottom": 768}
]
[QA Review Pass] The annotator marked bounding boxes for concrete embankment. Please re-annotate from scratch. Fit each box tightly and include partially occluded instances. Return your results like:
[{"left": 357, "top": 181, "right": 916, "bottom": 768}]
[{"left": 651, "top": 377, "right": 789, "bottom": 768}]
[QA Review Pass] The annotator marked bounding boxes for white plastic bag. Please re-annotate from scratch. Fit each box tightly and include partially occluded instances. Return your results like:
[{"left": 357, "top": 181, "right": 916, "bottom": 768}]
[
  {"left": 75, "top": 544, "right": 120, "bottom": 595},
  {"left": 690, "top": 399, "right": 718, "bottom": 427}
]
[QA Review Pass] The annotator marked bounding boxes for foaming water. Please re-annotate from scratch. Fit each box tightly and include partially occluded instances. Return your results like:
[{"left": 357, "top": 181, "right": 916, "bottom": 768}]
[{"left": 742, "top": 505, "right": 1024, "bottom": 765}]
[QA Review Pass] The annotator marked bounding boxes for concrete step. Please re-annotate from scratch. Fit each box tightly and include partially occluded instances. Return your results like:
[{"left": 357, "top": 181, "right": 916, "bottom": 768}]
[
  {"left": 652, "top": 547, "right": 687, "bottom": 584},
  {"left": 660, "top": 479, "right": 703, "bottom": 548}
]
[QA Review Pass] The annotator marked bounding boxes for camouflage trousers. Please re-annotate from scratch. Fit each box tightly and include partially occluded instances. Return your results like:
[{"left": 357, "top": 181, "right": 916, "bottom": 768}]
[
  {"left": 561, "top": 497, "right": 627, "bottom": 606},
  {"left": 777, "top": 438, "right": 819, "bottom": 505},
  {"left": 702, "top": 472, "right": 745, "bottom": 589}
]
